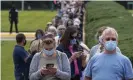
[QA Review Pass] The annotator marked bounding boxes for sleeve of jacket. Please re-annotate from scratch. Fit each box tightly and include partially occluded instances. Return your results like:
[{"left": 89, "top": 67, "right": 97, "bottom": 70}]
[
  {"left": 55, "top": 52, "right": 71, "bottom": 80},
  {"left": 29, "top": 53, "right": 42, "bottom": 80}
]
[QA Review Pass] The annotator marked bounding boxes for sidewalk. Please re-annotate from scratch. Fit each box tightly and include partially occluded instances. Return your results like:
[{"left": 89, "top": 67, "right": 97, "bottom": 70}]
[{"left": 1, "top": 32, "right": 35, "bottom": 41}]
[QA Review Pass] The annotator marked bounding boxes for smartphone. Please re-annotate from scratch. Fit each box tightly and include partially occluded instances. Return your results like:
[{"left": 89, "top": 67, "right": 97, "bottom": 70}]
[{"left": 46, "top": 64, "right": 54, "bottom": 69}]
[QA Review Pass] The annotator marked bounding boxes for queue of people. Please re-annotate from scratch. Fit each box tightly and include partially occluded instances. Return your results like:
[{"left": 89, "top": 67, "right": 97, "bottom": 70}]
[{"left": 12, "top": 1, "right": 133, "bottom": 80}]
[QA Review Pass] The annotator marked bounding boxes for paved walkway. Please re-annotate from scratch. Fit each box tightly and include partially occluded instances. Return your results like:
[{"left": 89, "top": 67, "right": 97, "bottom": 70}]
[{"left": 1, "top": 32, "right": 35, "bottom": 41}]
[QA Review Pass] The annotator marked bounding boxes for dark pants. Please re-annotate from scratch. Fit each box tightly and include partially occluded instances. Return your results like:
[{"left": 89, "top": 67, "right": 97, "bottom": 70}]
[
  {"left": 71, "top": 75, "right": 80, "bottom": 80},
  {"left": 10, "top": 19, "right": 18, "bottom": 34},
  {"left": 15, "top": 75, "right": 24, "bottom": 80}
]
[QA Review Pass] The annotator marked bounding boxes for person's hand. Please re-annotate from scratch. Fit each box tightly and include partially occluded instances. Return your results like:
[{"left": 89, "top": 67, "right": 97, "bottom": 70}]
[
  {"left": 40, "top": 67, "right": 49, "bottom": 76},
  {"left": 81, "top": 53, "right": 87, "bottom": 60},
  {"left": 47, "top": 68, "right": 57, "bottom": 75},
  {"left": 81, "top": 53, "right": 87, "bottom": 68},
  {"left": 71, "top": 51, "right": 83, "bottom": 60}
]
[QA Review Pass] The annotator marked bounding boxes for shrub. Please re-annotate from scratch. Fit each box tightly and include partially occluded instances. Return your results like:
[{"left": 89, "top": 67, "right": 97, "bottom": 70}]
[{"left": 85, "top": 1, "right": 133, "bottom": 64}]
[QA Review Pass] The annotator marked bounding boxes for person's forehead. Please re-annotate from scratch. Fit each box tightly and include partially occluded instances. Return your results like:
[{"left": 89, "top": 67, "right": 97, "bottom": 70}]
[{"left": 103, "top": 31, "right": 117, "bottom": 38}]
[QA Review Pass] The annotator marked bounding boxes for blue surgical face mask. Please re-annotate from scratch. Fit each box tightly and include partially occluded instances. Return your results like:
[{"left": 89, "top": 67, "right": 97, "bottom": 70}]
[
  {"left": 70, "top": 38, "right": 77, "bottom": 45},
  {"left": 104, "top": 41, "right": 117, "bottom": 51},
  {"left": 58, "top": 33, "right": 62, "bottom": 38},
  {"left": 37, "top": 34, "right": 42, "bottom": 39},
  {"left": 43, "top": 48, "right": 55, "bottom": 56}
]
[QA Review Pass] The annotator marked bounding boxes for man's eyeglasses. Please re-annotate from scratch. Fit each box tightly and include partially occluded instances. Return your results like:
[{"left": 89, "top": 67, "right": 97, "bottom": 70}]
[{"left": 105, "top": 37, "right": 116, "bottom": 41}]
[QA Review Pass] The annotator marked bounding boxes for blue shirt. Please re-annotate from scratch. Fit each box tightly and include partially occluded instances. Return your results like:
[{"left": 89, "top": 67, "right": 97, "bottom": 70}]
[
  {"left": 84, "top": 52, "right": 133, "bottom": 80},
  {"left": 13, "top": 45, "right": 28, "bottom": 76}
]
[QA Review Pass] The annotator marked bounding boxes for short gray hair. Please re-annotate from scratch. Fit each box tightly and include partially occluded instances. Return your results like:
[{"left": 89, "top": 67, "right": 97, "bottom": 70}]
[
  {"left": 48, "top": 26, "right": 57, "bottom": 36},
  {"left": 101, "top": 27, "right": 118, "bottom": 39}
]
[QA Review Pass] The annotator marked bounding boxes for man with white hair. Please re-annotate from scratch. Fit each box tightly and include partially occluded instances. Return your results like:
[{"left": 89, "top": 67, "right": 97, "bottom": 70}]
[
  {"left": 84, "top": 27, "right": 133, "bottom": 80},
  {"left": 47, "top": 26, "right": 57, "bottom": 37},
  {"left": 57, "top": 25, "right": 66, "bottom": 38}
]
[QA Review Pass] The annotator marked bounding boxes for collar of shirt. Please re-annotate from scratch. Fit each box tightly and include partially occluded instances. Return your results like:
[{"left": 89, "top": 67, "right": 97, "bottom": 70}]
[{"left": 15, "top": 45, "right": 24, "bottom": 49}]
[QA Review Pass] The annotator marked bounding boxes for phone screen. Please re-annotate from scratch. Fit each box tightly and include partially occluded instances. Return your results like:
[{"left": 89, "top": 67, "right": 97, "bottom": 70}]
[{"left": 46, "top": 64, "right": 54, "bottom": 69}]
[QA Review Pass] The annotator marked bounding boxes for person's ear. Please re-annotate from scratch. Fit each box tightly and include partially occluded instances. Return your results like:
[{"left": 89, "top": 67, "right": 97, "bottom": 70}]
[{"left": 23, "top": 39, "right": 25, "bottom": 43}]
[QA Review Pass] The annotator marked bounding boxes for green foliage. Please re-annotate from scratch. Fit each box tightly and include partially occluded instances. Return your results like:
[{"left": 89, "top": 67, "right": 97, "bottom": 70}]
[{"left": 85, "top": 1, "right": 133, "bottom": 64}]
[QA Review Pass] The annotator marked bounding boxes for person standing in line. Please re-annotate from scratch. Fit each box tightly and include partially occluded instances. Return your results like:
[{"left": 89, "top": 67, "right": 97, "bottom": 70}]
[
  {"left": 29, "top": 32, "right": 71, "bottom": 80},
  {"left": 9, "top": 5, "right": 19, "bottom": 34},
  {"left": 89, "top": 26, "right": 121, "bottom": 60},
  {"left": 57, "top": 26, "right": 87, "bottom": 80},
  {"left": 84, "top": 27, "right": 133, "bottom": 80},
  {"left": 13, "top": 33, "right": 28, "bottom": 80},
  {"left": 57, "top": 25, "right": 66, "bottom": 39},
  {"left": 26, "top": 39, "right": 43, "bottom": 80}
]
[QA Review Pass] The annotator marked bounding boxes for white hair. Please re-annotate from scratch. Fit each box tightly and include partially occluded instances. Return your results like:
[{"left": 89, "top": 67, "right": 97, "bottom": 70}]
[
  {"left": 48, "top": 26, "right": 57, "bottom": 36},
  {"left": 101, "top": 27, "right": 118, "bottom": 39},
  {"left": 57, "top": 25, "right": 66, "bottom": 32}
]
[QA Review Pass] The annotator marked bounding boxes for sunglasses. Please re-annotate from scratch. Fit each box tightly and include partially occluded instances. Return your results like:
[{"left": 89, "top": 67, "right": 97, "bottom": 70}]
[
  {"left": 43, "top": 40, "right": 53, "bottom": 44},
  {"left": 105, "top": 37, "right": 116, "bottom": 41}
]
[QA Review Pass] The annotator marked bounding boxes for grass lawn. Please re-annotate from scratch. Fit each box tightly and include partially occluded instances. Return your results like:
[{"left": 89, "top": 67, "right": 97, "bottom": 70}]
[
  {"left": 1, "top": 41, "right": 30, "bottom": 80},
  {"left": 128, "top": 10, "right": 133, "bottom": 14},
  {"left": 1, "top": 10, "right": 57, "bottom": 32}
]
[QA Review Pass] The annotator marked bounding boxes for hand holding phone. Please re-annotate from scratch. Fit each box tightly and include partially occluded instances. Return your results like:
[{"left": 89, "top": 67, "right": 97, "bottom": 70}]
[
  {"left": 72, "top": 51, "right": 83, "bottom": 59},
  {"left": 46, "top": 64, "right": 57, "bottom": 75},
  {"left": 48, "top": 67, "right": 57, "bottom": 75},
  {"left": 40, "top": 67, "right": 49, "bottom": 76}
]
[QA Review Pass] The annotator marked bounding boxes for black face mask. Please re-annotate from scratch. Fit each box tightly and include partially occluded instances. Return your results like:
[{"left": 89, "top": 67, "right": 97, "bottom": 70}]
[{"left": 24, "top": 40, "right": 27, "bottom": 46}]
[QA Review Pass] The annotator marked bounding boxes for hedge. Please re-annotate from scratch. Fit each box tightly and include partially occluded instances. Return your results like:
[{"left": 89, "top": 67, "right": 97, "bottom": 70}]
[{"left": 85, "top": 1, "right": 133, "bottom": 64}]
